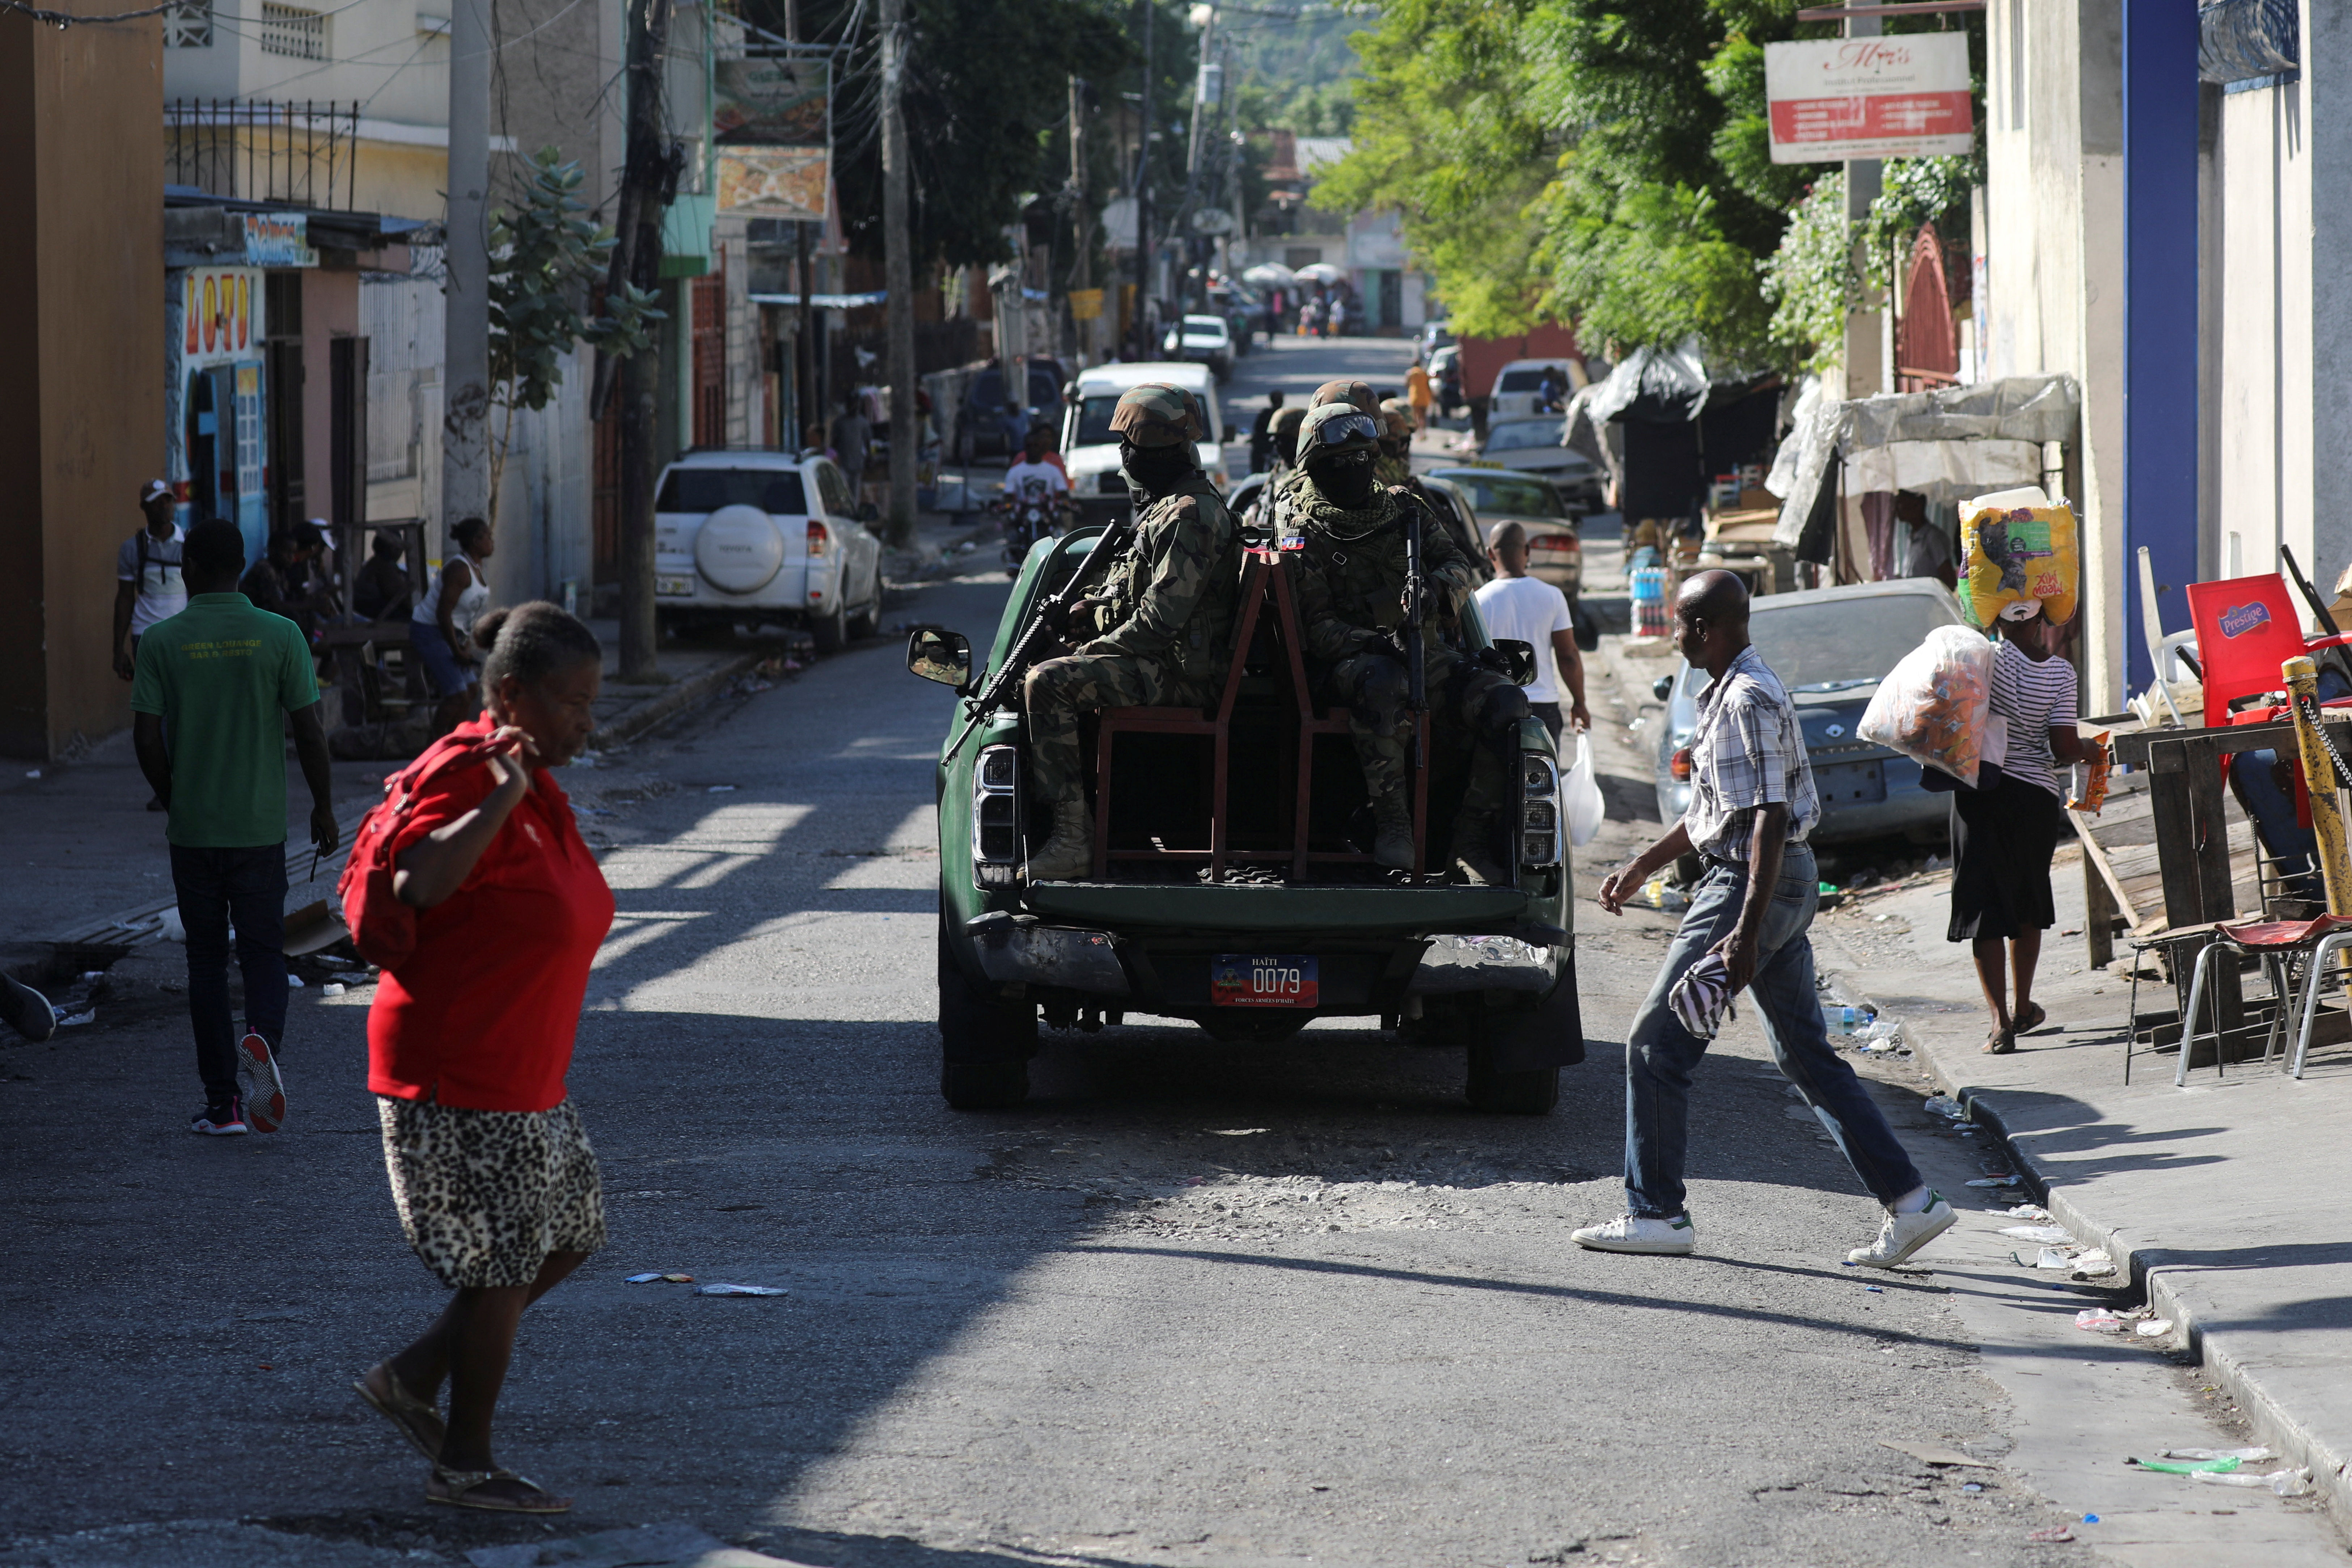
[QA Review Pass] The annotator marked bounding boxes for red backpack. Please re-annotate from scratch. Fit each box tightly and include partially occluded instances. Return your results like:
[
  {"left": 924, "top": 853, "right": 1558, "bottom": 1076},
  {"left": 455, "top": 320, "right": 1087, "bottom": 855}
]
[{"left": 337, "top": 734, "right": 499, "bottom": 969}]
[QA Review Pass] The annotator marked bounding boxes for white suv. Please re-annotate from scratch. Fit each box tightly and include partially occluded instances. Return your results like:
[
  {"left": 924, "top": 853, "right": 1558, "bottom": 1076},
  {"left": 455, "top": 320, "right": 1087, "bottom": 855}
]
[{"left": 653, "top": 450, "right": 886, "bottom": 651}]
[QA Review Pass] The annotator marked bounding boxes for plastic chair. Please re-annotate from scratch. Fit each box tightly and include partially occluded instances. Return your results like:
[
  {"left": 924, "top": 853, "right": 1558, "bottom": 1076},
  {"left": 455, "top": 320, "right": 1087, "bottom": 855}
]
[
  {"left": 2185, "top": 575, "right": 2312, "bottom": 729},
  {"left": 2287, "top": 926, "right": 2352, "bottom": 1078},
  {"left": 2136, "top": 546, "right": 2197, "bottom": 726}
]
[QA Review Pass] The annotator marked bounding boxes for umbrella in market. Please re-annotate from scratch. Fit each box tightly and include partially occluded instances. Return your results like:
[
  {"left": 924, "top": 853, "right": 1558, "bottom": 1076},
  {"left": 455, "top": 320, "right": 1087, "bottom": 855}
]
[
  {"left": 1293, "top": 262, "right": 1346, "bottom": 285},
  {"left": 1241, "top": 262, "right": 1296, "bottom": 287}
]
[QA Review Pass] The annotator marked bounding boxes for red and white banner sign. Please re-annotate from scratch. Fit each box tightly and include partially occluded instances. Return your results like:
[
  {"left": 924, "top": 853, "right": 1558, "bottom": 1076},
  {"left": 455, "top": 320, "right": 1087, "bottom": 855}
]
[{"left": 1765, "top": 33, "right": 1974, "bottom": 163}]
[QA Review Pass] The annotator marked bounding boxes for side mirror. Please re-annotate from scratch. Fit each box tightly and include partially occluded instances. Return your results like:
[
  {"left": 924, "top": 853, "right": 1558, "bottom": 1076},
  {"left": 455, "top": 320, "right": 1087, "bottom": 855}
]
[
  {"left": 1652, "top": 675, "right": 1674, "bottom": 702},
  {"left": 1491, "top": 638, "right": 1538, "bottom": 687},
  {"left": 906, "top": 626, "right": 972, "bottom": 689},
  {"left": 1223, "top": 423, "right": 1240, "bottom": 443}
]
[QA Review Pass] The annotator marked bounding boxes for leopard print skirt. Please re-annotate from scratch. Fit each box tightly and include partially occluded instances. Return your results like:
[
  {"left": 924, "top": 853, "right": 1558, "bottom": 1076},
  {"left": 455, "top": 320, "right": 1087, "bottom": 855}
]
[{"left": 376, "top": 1096, "right": 607, "bottom": 1289}]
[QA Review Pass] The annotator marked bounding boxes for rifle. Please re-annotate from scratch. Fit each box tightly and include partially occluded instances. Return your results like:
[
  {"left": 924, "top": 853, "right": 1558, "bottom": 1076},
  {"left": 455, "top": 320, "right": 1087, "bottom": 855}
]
[
  {"left": 944, "top": 515, "right": 1137, "bottom": 761},
  {"left": 1400, "top": 494, "right": 1429, "bottom": 800}
]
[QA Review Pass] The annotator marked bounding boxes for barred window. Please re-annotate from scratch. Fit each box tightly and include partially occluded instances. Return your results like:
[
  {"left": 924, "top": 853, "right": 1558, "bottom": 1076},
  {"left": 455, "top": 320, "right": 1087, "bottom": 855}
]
[
  {"left": 164, "top": 0, "right": 212, "bottom": 47},
  {"left": 258, "top": 2, "right": 328, "bottom": 60}
]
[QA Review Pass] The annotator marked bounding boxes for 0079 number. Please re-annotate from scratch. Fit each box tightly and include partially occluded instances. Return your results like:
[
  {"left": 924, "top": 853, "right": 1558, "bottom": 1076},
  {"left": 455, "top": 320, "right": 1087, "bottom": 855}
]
[{"left": 1210, "top": 954, "right": 1320, "bottom": 1009}]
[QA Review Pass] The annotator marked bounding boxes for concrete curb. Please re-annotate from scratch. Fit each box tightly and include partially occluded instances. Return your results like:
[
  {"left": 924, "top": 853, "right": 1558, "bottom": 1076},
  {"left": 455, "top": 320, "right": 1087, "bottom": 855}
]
[
  {"left": 1836, "top": 972, "right": 2352, "bottom": 1538},
  {"left": 589, "top": 651, "right": 764, "bottom": 752}
]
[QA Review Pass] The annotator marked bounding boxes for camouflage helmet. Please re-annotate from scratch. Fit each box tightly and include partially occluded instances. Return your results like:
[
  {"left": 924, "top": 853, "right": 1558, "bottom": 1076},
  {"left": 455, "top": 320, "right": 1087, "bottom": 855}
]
[
  {"left": 1108, "top": 382, "right": 1205, "bottom": 448},
  {"left": 1379, "top": 397, "right": 1416, "bottom": 439},
  {"left": 1298, "top": 401, "right": 1383, "bottom": 463},
  {"left": 1269, "top": 404, "right": 1307, "bottom": 440},
  {"left": 1310, "top": 379, "right": 1379, "bottom": 415}
]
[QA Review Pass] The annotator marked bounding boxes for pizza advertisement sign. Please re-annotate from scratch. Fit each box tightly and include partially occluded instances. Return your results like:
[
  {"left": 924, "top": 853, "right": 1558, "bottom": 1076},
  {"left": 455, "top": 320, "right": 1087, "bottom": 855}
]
[{"left": 1764, "top": 33, "right": 1975, "bottom": 163}]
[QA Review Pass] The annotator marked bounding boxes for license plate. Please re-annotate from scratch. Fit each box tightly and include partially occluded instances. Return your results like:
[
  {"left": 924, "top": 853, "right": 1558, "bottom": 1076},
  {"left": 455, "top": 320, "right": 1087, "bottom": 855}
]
[
  {"left": 1211, "top": 954, "right": 1319, "bottom": 1008},
  {"left": 1815, "top": 758, "right": 1887, "bottom": 804}
]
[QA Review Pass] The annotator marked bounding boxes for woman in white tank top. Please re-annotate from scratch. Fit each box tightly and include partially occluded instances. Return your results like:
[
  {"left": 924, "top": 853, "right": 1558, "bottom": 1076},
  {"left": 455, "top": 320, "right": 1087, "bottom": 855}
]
[{"left": 414, "top": 517, "right": 496, "bottom": 729}]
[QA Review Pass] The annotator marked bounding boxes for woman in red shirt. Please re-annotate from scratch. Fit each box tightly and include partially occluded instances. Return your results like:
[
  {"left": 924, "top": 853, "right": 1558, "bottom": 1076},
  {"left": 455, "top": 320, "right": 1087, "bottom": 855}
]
[{"left": 350, "top": 602, "right": 614, "bottom": 1514}]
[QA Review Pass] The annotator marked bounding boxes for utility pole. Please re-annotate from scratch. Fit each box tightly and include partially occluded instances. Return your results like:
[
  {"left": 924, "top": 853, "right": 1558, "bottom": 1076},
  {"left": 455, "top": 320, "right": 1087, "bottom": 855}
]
[
  {"left": 1132, "top": 0, "right": 1154, "bottom": 359},
  {"left": 880, "top": 0, "right": 918, "bottom": 545},
  {"left": 1069, "top": 74, "right": 1091, "bottom": 364},
  {"left": 595, "top": 0, "right": 679, "bottom": 683},
  {"left": 440, "top": 0, "right": 491, "bottom": 552},
  {"left": 1180, "top": 5, "right": 1215, "bottom": 307},
  {"left": 1840, "top": 0, "right": 1883, "bottom": 401}
]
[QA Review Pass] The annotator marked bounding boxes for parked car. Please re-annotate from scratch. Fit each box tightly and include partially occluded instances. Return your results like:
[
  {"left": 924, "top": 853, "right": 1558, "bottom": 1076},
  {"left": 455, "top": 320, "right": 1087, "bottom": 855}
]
[
  {"left": 1424, "top": 467, "right": 1581, "bottom": 604},
  {"left": 1162, "top": 314, "right": 1235, "bottom": 379},
  {"left": 1414, "top": 318, "right": 1455, "bottom": 366},
  {"left": 1488, "top": 359, "right": 1576, "bottom": 420},
  {"left": 1062, "top": 361, "right": 1236, "bottom": 525},
  {"left": 1649, "top": 580, "right": 1967, "bottom": 845},
  {"left": 1474, "top": 417, "right": 1603, "bottom": 491},
  {"left": 953, "top": 359, "right": 1067, "bottom": 465},
  {"left": 652, "top": 449, "right": 886, "bottom": 652}
]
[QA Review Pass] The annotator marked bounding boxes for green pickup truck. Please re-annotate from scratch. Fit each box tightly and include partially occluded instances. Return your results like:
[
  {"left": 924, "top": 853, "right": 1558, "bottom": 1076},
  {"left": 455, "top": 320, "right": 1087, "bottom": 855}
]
[{"left": 907, "top": 527, "right": 1584, "bottom": 1115}]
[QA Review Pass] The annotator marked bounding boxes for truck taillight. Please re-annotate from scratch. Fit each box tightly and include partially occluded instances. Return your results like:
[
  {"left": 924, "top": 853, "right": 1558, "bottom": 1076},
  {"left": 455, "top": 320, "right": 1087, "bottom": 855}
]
[
  {"left": 1520, "top": 753, "right": 1562, "bottom": 867},
  {"left": 1670, "top": 747, "right": 1693, "bottom": 782},
  {"left": 1531, "top": 533, "right": 1578, "bottom": 554},
  {"left": 806, "top": 520, "right": 829, "bottom": 557},
  {"left": 973, "top": 744, "right": 1021, "bottom": 871}
]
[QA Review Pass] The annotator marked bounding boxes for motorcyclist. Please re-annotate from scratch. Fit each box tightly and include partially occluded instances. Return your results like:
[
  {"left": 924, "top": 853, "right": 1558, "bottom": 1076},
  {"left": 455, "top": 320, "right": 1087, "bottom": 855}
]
[
  {"left": 1288, "top": 402, "right": 1529, "bottom": 883},
  {"left": 1018, "top": 384, "right": 1243, "bottom": 882}
]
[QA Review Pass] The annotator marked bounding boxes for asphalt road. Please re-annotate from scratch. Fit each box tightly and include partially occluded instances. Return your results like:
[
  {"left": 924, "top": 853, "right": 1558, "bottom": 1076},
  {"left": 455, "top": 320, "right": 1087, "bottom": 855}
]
[{"left": 4, "top": 336, "right": 2342, "bottom": 1568}]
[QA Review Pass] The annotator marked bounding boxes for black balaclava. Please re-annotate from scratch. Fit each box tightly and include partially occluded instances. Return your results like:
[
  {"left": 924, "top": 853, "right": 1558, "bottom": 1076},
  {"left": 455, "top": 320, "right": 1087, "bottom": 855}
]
[
  {"left": 1121, "top": 439, "right": 1197, "bottom": 500},
  {"left": 1309, "top": 448, "right": 1378, "bottom": 510}
]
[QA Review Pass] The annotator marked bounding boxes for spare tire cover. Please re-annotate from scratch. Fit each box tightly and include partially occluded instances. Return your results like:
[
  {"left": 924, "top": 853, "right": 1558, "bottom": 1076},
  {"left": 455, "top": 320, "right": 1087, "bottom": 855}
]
[{"left": 694, "top": 503, "right": 785, "bottom": 593}]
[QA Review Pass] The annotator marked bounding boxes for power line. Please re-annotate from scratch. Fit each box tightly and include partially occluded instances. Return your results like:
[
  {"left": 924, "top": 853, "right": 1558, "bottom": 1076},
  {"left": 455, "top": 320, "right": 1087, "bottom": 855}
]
[{"left": 0, "top": 0, "right": 170, "bottom": 25}]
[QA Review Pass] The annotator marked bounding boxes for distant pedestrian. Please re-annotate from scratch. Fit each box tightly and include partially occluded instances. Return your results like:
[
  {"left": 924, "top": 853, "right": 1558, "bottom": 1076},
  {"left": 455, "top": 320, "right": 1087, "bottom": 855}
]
[
  {"left": 831, "top": 395, "right": 872, "bottom": 481},
  {"left": 1406, "top": 363, "right": 1434, "bottom": 428},
  {"left": 1475, "top": 523, "right": 1589, "bottom": 747},
  {"left": 113, "top": 479, "right": 187, "bottom": 686},
  {"left": 1577, "top": 571, "right": 1955, "bottom": 1267},
  {"left": 1953, "top": 607, "right": 2100, "bottom": 1053},
  {"left": 412, "top": 517, "right": 495, "bottom": 737},
  {"left": 242, "top": 526, "right": 334, "bottom": 646},
  {"left": 354, "top": 531, "right": 415, "bottom": 623},
  {"left": 353, "top": 602, "right": 613, "bottom": 1516},
  {"left": 131, "top": 517, "right": 340, "bottom": 1137},
  {"left": 1249, "top": 389, "right": 1286, "bottom": 474}
]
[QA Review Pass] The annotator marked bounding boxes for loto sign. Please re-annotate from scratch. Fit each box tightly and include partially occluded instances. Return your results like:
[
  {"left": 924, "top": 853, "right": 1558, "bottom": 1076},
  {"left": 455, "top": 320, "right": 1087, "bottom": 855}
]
[{"left": 1764, "top": 33, "right": 1974, "bottom": 163}]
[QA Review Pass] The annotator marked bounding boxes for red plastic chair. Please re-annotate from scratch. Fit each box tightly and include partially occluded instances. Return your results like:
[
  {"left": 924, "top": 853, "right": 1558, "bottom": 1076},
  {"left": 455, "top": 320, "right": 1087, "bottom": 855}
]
[{"left": 2186, "top": 575, "right": 2314, "bottom": 728}]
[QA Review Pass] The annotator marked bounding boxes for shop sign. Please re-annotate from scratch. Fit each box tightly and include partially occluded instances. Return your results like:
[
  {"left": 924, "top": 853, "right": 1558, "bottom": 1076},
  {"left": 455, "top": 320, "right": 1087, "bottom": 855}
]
[
  {"left": 1765, "top": 33, "right": 1974, "bottom": 162},
  {"left": 183, "top": 266, "right": 264, "bottom": 368},
  {"left": 239, "top": 211, "right": 318, "bottom": 267},
  {"left": 714, "top": 56, "right": 829, "bottom": 146},
  {"left": 715, "top": 147, "right": 829, "bottom": 221}
]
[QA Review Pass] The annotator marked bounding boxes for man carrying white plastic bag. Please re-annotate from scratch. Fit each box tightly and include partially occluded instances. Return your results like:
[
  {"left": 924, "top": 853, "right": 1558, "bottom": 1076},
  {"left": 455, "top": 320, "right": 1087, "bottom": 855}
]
[{"left": 1574, "top": 571, "right": 1954, "bottom": 1265}]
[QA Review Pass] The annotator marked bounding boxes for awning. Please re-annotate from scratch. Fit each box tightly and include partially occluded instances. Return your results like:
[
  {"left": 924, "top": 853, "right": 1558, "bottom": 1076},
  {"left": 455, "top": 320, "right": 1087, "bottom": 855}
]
[{"left": 748, "top": 291, "right": 887, "bottom": 309}]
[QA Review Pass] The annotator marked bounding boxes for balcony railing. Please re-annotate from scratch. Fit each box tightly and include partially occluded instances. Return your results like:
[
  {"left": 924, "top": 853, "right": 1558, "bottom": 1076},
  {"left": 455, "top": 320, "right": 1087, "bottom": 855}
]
[{"left": 167, "top": 99, "right": 361, "bottom": 212}]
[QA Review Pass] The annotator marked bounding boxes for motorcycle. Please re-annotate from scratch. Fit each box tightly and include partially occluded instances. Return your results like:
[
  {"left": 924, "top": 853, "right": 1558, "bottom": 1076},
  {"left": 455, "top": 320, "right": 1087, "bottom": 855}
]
[{"left": 991, "top": 476, "right": 1073, "bottom": 577}]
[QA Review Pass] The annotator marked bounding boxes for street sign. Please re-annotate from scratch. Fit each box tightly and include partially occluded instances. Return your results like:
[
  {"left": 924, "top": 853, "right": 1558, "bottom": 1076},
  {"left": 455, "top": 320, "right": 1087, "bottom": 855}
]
[
  {"left": 1069, "top": 288, "right": 1104, "bottom": 321},
  {"left": 1764, "top": 33, "right": 1974, "bottom": 163},
  {"left": 1189, "top": 207, "right": 1236, "bottom": 237}
]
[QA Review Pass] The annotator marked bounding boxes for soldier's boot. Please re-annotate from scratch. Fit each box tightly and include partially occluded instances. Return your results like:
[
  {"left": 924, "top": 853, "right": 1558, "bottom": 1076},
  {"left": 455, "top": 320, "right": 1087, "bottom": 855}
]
[
  {"left": 1021, "top": 799, "right": 1096, "bottom": 883},
  {"left": 1451, "top": 809, "right": 1513, "bottom": 887},
  {"left": 1370, "top": 791, "right": 1416, "bottom": 871}
]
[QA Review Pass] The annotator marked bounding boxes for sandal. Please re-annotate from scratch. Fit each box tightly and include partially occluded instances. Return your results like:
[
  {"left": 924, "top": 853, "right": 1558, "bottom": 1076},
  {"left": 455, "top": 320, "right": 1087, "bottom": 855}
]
[
  {"left": 1981, "top": 1027, "right": 2016, "bottom": 1055},
  {"left": 426, "top": 1464, "right": 572, "bottom": 1514},
  {"left": 2014, "top": 1001, "right": 2047, "bottom": 1036},
  {"left": 353, "top": 1362, "right": 445, "bottom": 1462}
]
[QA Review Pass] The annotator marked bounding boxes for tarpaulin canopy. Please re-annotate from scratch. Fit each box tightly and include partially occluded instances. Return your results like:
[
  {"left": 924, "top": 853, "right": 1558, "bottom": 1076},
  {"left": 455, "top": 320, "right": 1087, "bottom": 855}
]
[{"left": 1769, "top": 372, "right": 2080, "bottom": 553}]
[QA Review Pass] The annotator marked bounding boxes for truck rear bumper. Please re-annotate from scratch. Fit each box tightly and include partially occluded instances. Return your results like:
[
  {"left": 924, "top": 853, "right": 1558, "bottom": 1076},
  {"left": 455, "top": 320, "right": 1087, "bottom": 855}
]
[{"left": 965, "top": 913, "right": 1564, "bottom": 1007}]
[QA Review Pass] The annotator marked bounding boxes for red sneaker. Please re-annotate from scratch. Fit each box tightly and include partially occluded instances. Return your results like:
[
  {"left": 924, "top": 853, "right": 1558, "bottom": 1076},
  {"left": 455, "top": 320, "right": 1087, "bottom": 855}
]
[
  {"left": 236, "top": 1032, "right": 286, "bottom": 1132},
  {"left": 190, "top": 1096, "right": 248, "bottom": 1136}
]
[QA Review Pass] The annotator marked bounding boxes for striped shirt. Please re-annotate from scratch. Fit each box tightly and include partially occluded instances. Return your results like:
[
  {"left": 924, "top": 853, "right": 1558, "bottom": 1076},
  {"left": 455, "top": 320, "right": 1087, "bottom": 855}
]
[
  {"left": 1684, "top": 644, "right": 1821, "bottom": 860},
  {"left": 1990, "top": 637, "right": 2077, "bottom": 798}
]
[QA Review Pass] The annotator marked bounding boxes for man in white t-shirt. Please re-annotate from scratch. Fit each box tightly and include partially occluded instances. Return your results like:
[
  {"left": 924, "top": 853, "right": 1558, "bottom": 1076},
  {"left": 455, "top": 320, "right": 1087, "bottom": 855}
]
[
  {"left": 1473, "top": 522, "right": 1589, "bottom": 746},
  {"left": 1003, "top": 426, "right": 1071, "bottom": 499},
  {"left": 114, "top": 479, "right": 188, "bottom": 682}
]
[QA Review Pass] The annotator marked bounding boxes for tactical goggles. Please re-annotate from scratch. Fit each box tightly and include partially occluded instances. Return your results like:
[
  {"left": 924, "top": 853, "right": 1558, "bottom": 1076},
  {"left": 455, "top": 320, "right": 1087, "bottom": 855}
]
[{"left": 1304, "top": 412, "right": 1381, "bottom": 451}]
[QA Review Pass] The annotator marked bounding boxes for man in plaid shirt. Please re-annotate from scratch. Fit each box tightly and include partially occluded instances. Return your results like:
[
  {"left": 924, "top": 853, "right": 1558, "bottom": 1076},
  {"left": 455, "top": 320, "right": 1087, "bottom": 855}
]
[{"left": 1575, "top": 572, "right": 1954, "bottom": 1267}]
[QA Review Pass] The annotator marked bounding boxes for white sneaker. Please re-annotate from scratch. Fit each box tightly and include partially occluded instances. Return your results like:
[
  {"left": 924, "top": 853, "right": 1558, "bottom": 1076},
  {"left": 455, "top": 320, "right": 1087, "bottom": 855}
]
[
  {"left": 1848, "top": 1191, "right": 1956, "bottom": 1267},
  {"left": 1571, "top": 1213, "right": 1696, "bottom": 1255}
]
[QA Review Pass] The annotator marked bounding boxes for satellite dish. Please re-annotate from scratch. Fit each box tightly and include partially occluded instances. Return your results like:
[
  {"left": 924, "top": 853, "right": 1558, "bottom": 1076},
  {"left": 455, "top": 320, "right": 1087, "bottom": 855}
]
[{"left": 1188, "top": 207, "right": 1236, "bottom": 237}]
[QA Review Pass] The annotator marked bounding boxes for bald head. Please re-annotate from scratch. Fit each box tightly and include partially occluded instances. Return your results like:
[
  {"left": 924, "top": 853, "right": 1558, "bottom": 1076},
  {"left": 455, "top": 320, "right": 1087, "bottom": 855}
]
[{"left": 1674, "top": 569, "right": 1752, "bottom": 676}]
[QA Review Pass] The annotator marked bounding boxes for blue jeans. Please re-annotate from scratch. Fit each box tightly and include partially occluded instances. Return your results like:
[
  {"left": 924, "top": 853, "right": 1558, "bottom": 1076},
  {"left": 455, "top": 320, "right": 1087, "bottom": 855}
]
[
  {"left": 170, "top": 843, "right": 288, "bottom": 1106},
  {"left": 1624, "top": 843, "right": 1923, "bottom": 1218}
]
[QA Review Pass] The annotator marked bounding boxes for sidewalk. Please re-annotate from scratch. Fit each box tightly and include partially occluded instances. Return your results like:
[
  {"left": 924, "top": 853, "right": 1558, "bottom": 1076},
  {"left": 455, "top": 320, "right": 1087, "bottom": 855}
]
[{"left": 1808, "top": 845, "right": 2352, "bottom": 1534}]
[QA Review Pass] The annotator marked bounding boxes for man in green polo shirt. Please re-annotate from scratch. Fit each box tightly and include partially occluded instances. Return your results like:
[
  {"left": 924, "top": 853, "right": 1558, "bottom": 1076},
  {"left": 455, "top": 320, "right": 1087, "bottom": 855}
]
[{"left": 133, "top": 518, "right": 340, "bottom": 1137}]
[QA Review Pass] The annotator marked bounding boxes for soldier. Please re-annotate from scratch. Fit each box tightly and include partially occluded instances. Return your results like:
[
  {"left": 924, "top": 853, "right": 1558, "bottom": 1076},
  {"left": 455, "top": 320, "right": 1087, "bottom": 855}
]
[
  {"left": 1019, "top": 384, "right": 1243, "bottom": 882},
  {"left": 1290, "top": 402, "right": 1530, "bottom": 883},
  {"left": 1374, "top": 398, "right": 1416, "bottom": 488},
  {"left": 1265, "top": 380, "right": 1380, "bottom": 542},
  {"left": 1246, "top": 403, "right": 1308, "bottom": 538}
]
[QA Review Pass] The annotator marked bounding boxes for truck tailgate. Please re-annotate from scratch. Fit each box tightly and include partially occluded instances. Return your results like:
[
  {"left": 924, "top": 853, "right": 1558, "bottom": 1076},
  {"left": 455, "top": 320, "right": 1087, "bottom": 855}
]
[{"left": 1022, "top": 882, "right": 1536, "bottom": 935}]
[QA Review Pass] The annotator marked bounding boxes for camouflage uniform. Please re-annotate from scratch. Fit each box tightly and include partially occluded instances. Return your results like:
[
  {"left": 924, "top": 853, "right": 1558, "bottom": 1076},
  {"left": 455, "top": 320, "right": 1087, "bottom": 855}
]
[
  {"left": 1265, "top": 382, "right": 1379, "bottom": 544},
  {"left": 1290, "top": 406, "right": 1528, "bottom": 842},
  {"left": 1373, "top": 398, "right": 1417, "bottom": 488},
  {"left": 1023, "top": 389, "right": 1242, "bottom": 807}
]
